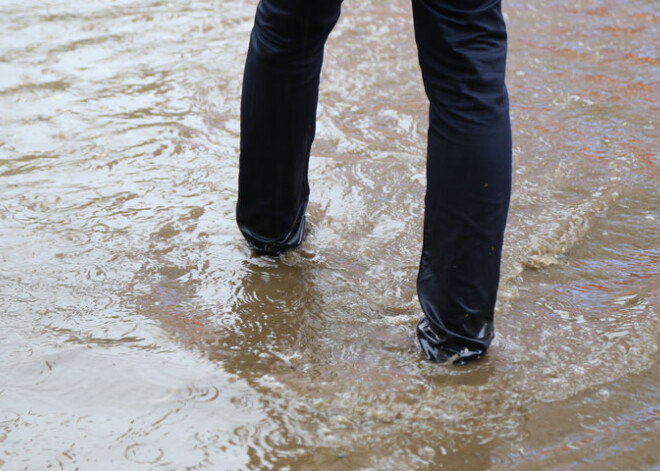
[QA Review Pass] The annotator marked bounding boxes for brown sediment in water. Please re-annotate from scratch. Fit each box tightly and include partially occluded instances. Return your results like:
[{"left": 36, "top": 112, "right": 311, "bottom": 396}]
[{"left": 0, "top": 0, "right": 658, "bottom": 469}]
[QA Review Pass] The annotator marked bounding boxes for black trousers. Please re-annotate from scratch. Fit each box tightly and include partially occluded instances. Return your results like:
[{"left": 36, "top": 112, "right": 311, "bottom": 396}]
[{"left": 237, "top": 0, "right": 511, "bottom": 356}]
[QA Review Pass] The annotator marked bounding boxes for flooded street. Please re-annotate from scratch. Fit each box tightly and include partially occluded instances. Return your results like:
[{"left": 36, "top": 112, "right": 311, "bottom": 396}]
[{"left": 1, "top": 0, "right": 658, "bottom": 469}]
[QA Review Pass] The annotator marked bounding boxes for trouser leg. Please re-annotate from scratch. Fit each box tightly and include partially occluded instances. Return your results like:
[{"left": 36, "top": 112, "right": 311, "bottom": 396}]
[
  {"left": 412, "top": 0, "right": 512, "bottom": 359},
  {"left": 237, "top": 0, "right": 343, "bottom": 254}
]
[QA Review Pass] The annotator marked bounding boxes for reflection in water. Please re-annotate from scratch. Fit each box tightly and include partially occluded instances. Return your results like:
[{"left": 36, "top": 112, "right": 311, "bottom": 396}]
[{"left": 0, "top": 0, "right": 658, "bottom": 469}]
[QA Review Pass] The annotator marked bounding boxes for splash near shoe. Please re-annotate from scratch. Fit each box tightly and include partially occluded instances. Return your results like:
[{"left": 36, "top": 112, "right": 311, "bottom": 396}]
[
  {"left": 243, "top": 215, "right": 306, "bottom": 256},
  {"left": 416, "top": 318, "right": 484, "bottom": 365}
]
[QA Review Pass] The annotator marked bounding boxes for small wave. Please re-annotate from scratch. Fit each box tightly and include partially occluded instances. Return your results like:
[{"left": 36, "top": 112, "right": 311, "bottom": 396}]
[{"left": 521, "top": 187, "right": 620, "bottom": 270}]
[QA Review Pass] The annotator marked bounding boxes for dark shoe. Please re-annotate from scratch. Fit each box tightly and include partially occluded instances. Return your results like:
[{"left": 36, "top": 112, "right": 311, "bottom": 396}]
[
  {"left": 244, "top": 216, "right": 306, "bottom": 256},
  {"left": 416, "top": 318, "right": 484, "bottom": 365}
]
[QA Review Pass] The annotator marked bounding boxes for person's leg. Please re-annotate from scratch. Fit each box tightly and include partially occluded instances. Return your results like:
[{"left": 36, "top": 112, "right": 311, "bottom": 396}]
[
  {"left": 237, "top": 0, "right": 343, "bottom": 255},
  {"left": 411, "top": 0, "right": 512, "bottom": 363}
]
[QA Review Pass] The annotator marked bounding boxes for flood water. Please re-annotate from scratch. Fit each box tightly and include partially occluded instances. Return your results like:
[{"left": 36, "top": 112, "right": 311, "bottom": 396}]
[{"left": 1, "top": 0, "right": 658, "bottom": 469}]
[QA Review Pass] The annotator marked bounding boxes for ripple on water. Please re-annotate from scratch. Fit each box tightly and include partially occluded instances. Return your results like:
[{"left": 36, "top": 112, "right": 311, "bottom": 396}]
[
  {"left": 0, "top": 411, "right": 20, "bottom": 443},
  {"left": 179, "top": 384, "right": 220, "bottom": 403},
  {"left": 124, "top": 443, "right": 164, "bottom": 465},
  {"left": 8, "top": 358, "right": 55, "bottom": 389}
]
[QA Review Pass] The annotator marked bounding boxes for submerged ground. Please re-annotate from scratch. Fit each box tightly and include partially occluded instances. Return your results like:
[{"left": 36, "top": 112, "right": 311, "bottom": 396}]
[{"left": 1, "top": 0, "right": 658, "bottom": 469}]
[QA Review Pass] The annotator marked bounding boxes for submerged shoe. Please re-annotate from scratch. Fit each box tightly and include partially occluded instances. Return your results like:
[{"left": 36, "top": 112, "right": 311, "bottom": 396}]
[
  {"left": 416, "top": 318, "right": 484, "bottom": 365},
  {"left": 244, "top": 216, "right": 306, "bottom": 256}
]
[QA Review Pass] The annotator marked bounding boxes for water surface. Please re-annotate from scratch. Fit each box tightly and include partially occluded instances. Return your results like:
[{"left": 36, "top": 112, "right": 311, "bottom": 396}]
[{"left": 1, "top": 0, "right": 658, "bottom": 469}]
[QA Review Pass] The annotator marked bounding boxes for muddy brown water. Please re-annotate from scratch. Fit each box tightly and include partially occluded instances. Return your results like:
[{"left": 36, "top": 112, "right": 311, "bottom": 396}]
[{"left": 1, "top": 0, "right": 658, "bottom": 469}]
